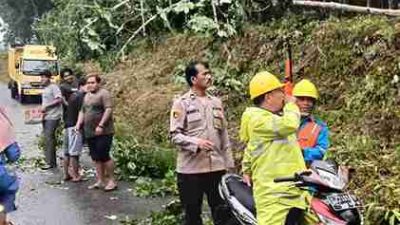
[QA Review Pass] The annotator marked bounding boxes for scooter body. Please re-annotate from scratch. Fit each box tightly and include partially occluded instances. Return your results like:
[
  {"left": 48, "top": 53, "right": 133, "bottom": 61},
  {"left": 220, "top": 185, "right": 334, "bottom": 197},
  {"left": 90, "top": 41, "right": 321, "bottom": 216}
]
[{"left": 219, "top": 160, "right": 363, "bottom": 225}]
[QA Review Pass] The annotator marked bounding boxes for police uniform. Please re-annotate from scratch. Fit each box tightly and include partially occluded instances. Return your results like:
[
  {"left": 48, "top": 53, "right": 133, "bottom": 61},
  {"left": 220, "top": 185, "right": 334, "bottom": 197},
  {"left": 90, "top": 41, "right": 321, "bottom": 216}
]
[{"left": 170, "top": 90, "right": 234, "bottom": 225}]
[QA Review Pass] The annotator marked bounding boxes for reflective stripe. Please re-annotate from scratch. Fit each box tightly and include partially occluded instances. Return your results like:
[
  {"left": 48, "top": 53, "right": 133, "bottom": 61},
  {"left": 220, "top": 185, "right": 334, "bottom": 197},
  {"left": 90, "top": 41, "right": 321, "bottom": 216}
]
[
  {"left": 272, "top": 192, "right": 302, "bottom": 199},
  {"left": 311, "top": 124, "right": 318, "bottom": 134},
  {"left": 273, "top": 138, "right": 289, "bottom": 144},
  {"left": 251, "top": 142, "right": 267, "bottom": 157},
  {"left": 271, "top": 119, "right": 280, "bottom": 137},
  {"left": 251, "top": 139, "right": 298, "bottom": 158}
]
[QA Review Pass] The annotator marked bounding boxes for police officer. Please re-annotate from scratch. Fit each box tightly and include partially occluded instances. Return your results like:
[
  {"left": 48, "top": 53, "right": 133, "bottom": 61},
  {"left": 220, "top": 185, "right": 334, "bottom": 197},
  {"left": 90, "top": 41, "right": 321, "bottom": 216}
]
[{"left": 170, "top": 61, "right": 234, "bottom": 225}]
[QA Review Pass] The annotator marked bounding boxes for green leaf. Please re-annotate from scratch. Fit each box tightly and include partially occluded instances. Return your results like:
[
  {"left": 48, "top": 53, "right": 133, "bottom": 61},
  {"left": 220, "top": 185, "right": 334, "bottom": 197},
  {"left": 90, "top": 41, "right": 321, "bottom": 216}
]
[{"left": 173, "top": 2, "right": 195, "bottom": 14}]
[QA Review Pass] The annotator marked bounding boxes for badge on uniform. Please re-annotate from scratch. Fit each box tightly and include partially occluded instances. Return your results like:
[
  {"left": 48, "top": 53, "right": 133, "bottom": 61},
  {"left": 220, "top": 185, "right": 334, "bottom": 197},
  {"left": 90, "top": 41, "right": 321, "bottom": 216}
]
[{"left": 172, "top": 109, "right": 181, "bottom": 119}]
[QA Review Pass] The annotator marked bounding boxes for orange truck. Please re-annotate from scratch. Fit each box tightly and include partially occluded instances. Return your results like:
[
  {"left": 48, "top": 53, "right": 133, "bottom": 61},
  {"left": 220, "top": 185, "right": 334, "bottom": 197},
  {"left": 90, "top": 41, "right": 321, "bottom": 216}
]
[{"left": 8, "top": 44, "right": 60, "bottom": 103}]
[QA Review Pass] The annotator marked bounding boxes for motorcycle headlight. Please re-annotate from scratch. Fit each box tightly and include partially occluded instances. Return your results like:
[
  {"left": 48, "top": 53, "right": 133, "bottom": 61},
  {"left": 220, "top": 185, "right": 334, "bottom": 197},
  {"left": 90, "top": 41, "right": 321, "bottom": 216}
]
[{"left": 318, "top": 169, "right": 346, "bottom": 191}]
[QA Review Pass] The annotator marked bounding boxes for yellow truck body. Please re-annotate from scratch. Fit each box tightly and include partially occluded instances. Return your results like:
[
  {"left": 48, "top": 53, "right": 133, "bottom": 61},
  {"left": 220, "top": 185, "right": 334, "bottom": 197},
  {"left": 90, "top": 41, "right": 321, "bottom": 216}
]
[{"left": 8, "top": 45, "right": 60, "bottom": 102}]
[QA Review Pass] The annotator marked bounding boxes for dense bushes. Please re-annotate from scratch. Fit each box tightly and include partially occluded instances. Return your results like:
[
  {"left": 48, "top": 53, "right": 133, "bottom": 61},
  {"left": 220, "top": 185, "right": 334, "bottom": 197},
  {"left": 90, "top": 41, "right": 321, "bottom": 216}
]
[{"left": 112, "top": 136, "right": 176, "bottom": 180}]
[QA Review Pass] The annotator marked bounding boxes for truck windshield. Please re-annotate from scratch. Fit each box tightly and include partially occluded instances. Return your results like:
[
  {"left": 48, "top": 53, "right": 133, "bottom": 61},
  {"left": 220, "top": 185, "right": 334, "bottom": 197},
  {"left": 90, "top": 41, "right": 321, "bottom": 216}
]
[{"left": 22, "top": 60, "right": 58, "bottom": 75}]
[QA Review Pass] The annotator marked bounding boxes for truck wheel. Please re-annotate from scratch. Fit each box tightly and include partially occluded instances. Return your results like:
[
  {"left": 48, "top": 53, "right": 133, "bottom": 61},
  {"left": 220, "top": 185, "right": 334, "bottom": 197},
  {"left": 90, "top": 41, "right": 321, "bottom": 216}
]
[
  {"left": 18, "top": 93, "right": 27, "bottom": 104},
  {"left": 10, "top": 84, "right": 18, "bottom": 99}
]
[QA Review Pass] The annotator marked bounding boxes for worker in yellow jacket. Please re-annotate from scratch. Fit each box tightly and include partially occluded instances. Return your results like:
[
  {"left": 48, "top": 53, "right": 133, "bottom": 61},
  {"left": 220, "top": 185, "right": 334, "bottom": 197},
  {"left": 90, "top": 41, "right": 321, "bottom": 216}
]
[{"left": 240, "top": 71, "right": 317, "bottom": 225}]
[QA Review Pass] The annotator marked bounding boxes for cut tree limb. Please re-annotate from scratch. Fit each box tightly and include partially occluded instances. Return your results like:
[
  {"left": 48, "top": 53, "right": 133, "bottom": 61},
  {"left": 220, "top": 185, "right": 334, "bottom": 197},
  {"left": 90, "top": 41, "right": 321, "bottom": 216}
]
[
  {"left": 293, "top": 0, "right": 400, "bottom": 16},
  {"left": 117, "top": 1, "right": 183, "bottom": 57}
]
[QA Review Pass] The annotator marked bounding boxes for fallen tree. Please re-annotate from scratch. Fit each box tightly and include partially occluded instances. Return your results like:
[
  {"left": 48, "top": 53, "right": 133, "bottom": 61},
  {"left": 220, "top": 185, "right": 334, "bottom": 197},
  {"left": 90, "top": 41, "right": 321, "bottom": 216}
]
[{"left": 293, "top": 0, "right": 400, "bottom": 16}]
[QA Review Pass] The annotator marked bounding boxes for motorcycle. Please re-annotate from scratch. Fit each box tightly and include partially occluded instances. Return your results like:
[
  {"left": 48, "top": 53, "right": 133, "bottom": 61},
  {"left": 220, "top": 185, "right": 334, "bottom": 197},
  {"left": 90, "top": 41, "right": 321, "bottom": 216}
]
[{"left": 219, "top": 160, "right": 364, "bottom": 225}]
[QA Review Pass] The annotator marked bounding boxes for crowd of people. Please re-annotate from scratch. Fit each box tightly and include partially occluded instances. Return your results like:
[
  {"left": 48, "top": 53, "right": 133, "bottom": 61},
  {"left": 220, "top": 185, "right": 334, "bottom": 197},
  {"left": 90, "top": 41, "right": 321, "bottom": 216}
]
[
  {"left": 0, "top": 61, "right": 330, "bottom": 224},
  {"left": 0, "top": 69, "right": 118, "bottom": 224},
  {"left": 39, "top": 69, "right": 118, "bottom": 191}
]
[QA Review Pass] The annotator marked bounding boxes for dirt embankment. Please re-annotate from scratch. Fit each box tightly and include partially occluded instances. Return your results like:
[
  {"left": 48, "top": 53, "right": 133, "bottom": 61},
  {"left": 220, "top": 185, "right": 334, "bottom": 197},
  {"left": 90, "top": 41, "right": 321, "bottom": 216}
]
[{"left": 85, "top": 35, "right": 211, "bottom": 142}]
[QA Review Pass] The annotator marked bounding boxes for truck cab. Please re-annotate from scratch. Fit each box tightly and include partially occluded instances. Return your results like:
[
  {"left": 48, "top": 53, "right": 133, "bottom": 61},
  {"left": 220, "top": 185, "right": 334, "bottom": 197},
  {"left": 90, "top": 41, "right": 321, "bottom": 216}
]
[{"left": 8, "top": 45, "right": 60, "bottom": 103}]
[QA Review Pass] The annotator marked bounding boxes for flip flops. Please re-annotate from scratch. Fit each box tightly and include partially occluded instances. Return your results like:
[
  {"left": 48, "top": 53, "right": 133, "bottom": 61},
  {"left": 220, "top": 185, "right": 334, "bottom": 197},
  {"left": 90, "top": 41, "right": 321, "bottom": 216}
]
[
  {"left": 104, "top": 182, "right": 118, "bottom": 192},
  {"left": 88, "top": 182, "right": 104, "bottom": 190}
]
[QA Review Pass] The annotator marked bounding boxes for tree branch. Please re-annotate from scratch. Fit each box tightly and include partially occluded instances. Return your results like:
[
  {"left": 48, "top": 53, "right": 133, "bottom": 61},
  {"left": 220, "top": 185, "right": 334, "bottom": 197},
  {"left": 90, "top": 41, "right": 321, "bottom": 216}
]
[
  {"left": 293, "top": 0, "right": 400, "bottom": 16},
  {"left": 117, "top": 1, "right": 183, "bottom": 57},
  {"left": 140, "top": 0, "right": 146, "bottom": 36}
]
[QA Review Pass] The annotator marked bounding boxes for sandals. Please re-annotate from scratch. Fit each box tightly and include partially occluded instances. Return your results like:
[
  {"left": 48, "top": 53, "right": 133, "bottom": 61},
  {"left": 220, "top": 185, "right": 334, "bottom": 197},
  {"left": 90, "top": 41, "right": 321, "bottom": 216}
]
[
  {"left": 88, "top": 181, "right": 118, "bottom": 191},
  {"left": 88, "top": 182, "right": 104, "bottom": 190},
  {"left": 71, "top": 176, "right": 88, "bottom": 183},
  {"left": 63, "top": 175, "right": 72, "bottom": 181},
  {"left": 104, "top": 182, "right": 118, "bottom": 192}
]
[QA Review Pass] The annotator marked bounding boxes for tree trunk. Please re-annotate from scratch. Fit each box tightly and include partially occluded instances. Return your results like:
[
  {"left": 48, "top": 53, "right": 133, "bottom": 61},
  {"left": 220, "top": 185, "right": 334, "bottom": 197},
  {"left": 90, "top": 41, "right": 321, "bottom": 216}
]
[{"left": 140, "top": 0, "right": 146, "bottom": 36}]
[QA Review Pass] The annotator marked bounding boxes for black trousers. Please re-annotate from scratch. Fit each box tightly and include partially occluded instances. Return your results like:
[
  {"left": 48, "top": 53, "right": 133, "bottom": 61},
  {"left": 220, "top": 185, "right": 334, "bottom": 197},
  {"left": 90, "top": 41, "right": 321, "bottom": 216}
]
[{"left": 177, "top": 170, "right": 231, "bottom": 225}]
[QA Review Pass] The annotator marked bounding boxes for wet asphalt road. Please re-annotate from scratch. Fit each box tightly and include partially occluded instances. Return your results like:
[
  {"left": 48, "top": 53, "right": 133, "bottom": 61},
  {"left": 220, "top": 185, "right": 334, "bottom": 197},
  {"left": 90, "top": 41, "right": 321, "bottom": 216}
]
[{"left": 0, "top": 83, "right": 167, "bottom": 225}]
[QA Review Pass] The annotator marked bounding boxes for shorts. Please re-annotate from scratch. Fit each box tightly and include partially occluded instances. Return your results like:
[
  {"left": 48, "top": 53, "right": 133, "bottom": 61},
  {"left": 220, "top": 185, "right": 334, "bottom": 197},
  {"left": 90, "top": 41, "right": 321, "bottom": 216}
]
[
  {"left": 87, "top": 135, "right": 113, "bottom": 162},
  {"left": 63, "top": 127, "right": 83, "bottom": 157}
]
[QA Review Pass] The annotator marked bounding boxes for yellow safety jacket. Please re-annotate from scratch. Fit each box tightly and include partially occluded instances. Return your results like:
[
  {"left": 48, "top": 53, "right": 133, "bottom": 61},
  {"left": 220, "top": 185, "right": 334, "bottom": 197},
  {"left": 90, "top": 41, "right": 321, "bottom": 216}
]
[{"left": 240, "top": 103, "right": 309, "bottom": 220}]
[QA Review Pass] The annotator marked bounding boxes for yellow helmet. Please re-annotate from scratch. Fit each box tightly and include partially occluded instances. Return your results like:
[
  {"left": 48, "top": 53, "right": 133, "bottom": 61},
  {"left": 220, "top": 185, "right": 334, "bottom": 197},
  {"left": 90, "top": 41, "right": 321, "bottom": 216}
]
[
  {"left": 249, "top": 71, "right": 284, "bottom": 100},
  {"left": 293, "top": 79, "right": 319, "bottom": 100}
]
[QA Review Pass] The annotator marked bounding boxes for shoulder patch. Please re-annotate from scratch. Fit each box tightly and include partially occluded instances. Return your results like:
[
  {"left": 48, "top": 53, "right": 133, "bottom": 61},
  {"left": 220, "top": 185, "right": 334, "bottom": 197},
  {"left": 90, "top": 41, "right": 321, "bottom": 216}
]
[{"left": 171, "top": 109, "right": 182, "bottom": 119}]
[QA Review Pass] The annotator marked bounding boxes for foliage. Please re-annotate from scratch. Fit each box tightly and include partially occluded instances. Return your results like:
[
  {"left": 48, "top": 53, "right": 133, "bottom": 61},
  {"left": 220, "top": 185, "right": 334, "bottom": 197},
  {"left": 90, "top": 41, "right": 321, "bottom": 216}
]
[
  {"left": 120, "top": 200, "right": 183, "bottom": 225},
  {"left": 133, "top": 170, "right": 178, "bottom": 197},
  {"left": 112, "top": 136, "right": 176, "bottom": 180},
  {"left": 0, "top": 0, "right": 53, "bottom": 44},
  {"left": 120, "top": 198, "right": 216, "bottom": 225},
  {"left": 274, "top": 15, "right": 400, "bottom": 224},
  {"left": 33, "top": 0, "right": 247, "bottom": 69}
]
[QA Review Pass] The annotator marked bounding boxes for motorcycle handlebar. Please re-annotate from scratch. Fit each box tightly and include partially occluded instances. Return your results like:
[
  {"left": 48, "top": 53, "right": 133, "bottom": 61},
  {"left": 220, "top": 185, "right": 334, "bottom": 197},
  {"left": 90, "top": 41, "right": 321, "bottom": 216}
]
[
  {"left": 273, "top": 176, "right": 297, "bottom": 183},
  {"left": 273, "top": 171, "right": 312, "bottom": 183}
]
